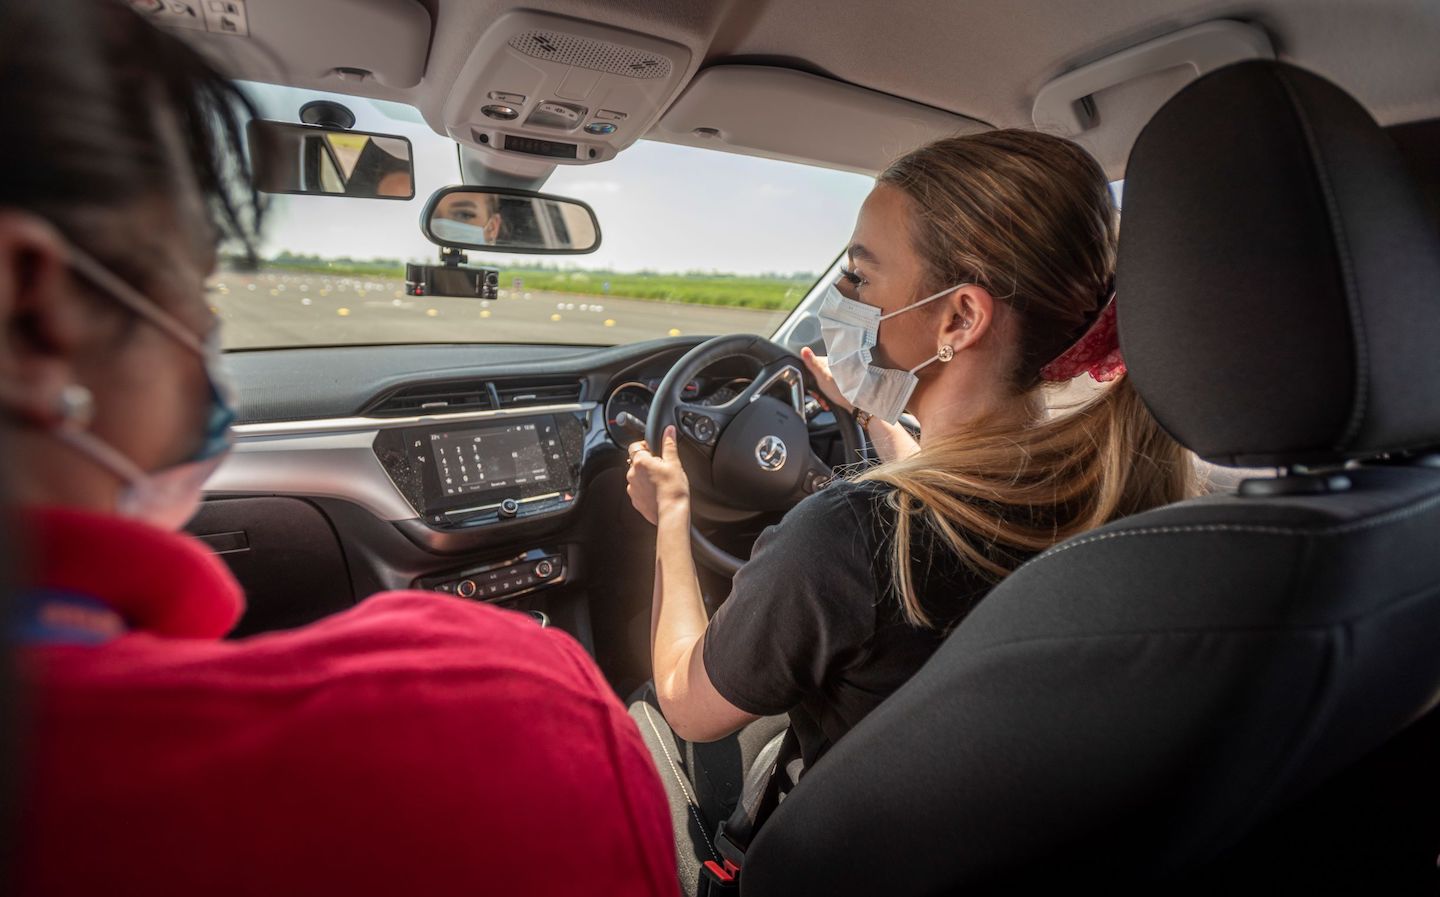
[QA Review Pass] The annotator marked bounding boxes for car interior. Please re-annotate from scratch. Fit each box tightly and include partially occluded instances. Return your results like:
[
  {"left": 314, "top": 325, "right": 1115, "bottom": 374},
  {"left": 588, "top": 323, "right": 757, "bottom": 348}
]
[{"left": 131, "top": 0, "right": 1440, "bottom": 890}]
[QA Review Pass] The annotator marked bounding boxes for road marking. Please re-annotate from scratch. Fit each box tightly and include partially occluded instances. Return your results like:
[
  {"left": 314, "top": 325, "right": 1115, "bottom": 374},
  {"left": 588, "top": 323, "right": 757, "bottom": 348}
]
[
  {"left": 337, "top": 307, "right": 350, "bottom": 317},
  {"left": 481, "top": 310, "right": 492, "bottom": 318},
  {"left": 669, "top": 328, "right": 681, "bottom": 336},
  {"left": 550, "top": 313, "right": 562, "bottom": 322},
  {"left": 426, "top": 308, "right": 439, "bottom": 317},
  {"left": 604, "top": 319, "right": 615, "bottom": 327}
]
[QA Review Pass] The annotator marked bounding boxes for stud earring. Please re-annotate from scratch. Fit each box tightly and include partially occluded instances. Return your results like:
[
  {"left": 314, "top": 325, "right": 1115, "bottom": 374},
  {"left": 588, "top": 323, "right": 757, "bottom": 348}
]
[
  {"left": 56, "top": 384, "right": 94, "bottom": 428},
  {"left": 937, "top": 345, "right": 955, "bottom": 362}
]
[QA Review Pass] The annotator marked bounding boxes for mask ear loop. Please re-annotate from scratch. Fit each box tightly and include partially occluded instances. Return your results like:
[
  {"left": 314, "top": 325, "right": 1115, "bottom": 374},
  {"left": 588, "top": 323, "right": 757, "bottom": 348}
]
[
  {"left": 882, "top": 282, "right": 971, "bottom": 374},
  {"left": 907, "top": 343, "right": 957, "bottom": 375},
  {"left": 52, "top": 418, "right": 149, "bottom": 488},
  {"left": 66, "top": 246, "right": 208, "bottom": 356},
  {"left": 877, "top": 282, "right": 974, "bottom": 322}
]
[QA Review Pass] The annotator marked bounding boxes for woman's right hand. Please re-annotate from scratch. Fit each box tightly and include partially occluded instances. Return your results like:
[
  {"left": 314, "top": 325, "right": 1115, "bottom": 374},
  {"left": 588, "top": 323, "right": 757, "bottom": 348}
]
[{"left": 800, "top": 346, "right": 854, "bottom": 413}]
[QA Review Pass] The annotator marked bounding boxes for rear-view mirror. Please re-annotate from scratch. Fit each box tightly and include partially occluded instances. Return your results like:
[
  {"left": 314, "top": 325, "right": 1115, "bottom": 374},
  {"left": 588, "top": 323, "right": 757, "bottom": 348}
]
[
  {"left": 422, "top": 186, "right": 601, "bottom": 254},
  {"left": 247, "top": 120, "right": 415, "bottom": 200}
]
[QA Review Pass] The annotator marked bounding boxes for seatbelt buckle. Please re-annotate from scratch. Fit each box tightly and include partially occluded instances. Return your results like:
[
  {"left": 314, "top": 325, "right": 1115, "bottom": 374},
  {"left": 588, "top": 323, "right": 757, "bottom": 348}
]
[
  {"left": 714, "top": 821, "right": 747, "bottom": 870},
  {"left": 699, "top": 821, "right": 746, "bottom": 893},
  {"left": 699, "top": 858, "right": 740, "bottom": 893}
]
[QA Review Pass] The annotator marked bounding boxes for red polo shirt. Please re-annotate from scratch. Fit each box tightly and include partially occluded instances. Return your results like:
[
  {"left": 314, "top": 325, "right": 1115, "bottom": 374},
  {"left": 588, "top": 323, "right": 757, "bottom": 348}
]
[{"left": 15, "top": 506, "right": 677, "bottom": 896}]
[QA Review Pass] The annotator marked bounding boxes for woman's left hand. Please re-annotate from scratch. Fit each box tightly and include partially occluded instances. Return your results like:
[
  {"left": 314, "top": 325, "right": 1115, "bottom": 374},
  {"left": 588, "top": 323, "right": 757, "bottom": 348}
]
[{"left": 626, "top": 425, "right": 690, "bottom": 526}]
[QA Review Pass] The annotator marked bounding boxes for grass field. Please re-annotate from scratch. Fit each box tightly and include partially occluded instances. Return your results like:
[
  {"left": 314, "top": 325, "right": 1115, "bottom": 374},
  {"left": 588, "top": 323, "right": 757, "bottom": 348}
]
[{"left": 242, "top": 257, "right": 817, "bottom": 312}]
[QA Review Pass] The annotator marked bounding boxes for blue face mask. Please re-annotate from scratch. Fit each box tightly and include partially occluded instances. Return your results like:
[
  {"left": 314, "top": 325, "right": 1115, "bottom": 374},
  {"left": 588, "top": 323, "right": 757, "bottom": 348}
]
[{"left": 52, "top": 243, "right": 236, "bottom": 529}]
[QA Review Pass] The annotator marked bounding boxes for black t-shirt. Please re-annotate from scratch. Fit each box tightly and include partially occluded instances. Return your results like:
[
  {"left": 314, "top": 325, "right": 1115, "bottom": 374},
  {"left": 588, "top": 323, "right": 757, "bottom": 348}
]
[{"left": 703, "top": 480, "right": 1029, "bottom": 770}]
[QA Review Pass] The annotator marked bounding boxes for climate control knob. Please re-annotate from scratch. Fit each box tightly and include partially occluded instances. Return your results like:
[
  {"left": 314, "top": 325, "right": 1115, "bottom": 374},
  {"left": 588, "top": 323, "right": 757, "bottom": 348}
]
[
  {"left": 534, "top": 559, "right": 556, "bottom": 580},
  {"left": 499, "top": 498, "right": 520, "bottom": 519},
  {"left": 456, "top": 579, "right": 478, "bottom": 598}
]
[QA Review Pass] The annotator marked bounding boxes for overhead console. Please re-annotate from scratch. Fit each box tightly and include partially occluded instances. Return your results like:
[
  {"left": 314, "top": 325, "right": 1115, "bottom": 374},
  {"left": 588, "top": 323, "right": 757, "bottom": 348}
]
[{"left": 441, "top": 11, "right": 692, "bottom": 171}]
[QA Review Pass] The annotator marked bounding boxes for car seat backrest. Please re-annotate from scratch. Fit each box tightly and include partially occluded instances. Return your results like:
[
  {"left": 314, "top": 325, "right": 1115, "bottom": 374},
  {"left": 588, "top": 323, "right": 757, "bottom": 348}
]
[{"left": 741, "top": 61, "right": 1440, "bottom": 896}]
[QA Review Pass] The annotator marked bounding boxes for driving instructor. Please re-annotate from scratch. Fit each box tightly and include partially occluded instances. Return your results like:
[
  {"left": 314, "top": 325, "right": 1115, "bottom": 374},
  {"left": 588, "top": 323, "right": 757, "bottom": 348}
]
[
  {"left": 626, "top": 129, "right": 1197, "bottom": 887},
  {"left": 0, "top": 2, "right": 675, "bottom": 894}
]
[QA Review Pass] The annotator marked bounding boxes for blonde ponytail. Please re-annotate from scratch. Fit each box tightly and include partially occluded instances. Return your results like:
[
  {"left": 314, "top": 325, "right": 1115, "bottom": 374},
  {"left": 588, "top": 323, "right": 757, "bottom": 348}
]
[
  {"left": 860, "top": 377, "right": 1194, "bottom": 628},
  {"left": 860, "top": 131, "right": 1196, "bottom": 628}
]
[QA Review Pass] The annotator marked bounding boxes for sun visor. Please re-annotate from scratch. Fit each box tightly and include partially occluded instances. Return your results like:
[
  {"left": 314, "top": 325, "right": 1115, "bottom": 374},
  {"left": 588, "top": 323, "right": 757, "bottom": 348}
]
[
  {"left": 440, "top": 11, "right": 693, "bottom": 170},
  {"left": 652, "top": 66, "right": 988, "bottom": 175},
  {"left": 133, "top": 0, "right": 432, "bottom": 90}
]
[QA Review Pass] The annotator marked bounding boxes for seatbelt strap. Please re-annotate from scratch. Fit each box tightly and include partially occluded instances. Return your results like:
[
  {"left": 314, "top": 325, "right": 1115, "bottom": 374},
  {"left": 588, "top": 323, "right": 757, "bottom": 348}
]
[{"left": 701, "top": 728, "right": 802, "bottom": 891}]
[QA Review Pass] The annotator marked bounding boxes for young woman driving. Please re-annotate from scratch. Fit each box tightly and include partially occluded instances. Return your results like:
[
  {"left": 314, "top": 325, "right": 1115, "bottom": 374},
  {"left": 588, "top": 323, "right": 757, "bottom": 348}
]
[{"left": 625, "top": 131, "right": 1196, "bottom": 845}]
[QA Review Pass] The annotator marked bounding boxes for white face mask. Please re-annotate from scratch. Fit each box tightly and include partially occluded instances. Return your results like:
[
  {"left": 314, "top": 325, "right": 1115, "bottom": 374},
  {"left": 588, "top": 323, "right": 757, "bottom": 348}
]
[
  {"left": 50, "top": 245, "right": 236, "bottom": 531},
  {"left": 816, "top": 280, "right": 969, "bottom": 424},
  {"left": 431, "top": 217, "right": 492, "bottom": 246}
]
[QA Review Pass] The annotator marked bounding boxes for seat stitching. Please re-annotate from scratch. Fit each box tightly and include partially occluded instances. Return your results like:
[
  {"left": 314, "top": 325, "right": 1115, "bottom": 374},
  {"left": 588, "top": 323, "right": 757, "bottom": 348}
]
[
  {"left": 639, "top": 701, "right": 719, "bottom": 862},
  {"left": 1029, "top": 488, "right": 1440, "bottom": 566},
  {"left": 1274, "top": 66, "right": 1370, "bottom": 448}
]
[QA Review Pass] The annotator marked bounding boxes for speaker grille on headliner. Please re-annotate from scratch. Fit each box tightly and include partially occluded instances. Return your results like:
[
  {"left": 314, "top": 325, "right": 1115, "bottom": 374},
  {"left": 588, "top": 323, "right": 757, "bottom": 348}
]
[{"left": 507, "top": 31, "right": 672, "bottom": 80}]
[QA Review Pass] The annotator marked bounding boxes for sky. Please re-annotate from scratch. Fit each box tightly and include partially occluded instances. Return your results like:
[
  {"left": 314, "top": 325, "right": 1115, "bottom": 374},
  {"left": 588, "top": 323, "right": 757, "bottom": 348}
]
[{"left": 242, "top": 81, "right": 876, "bottom": 276}]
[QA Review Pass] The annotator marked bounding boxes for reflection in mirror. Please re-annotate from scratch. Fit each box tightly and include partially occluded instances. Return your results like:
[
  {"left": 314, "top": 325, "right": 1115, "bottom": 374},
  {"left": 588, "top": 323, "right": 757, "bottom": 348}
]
[
  {"left": 247, "top": 120, "right": 415, "bottom": 200},
  {"left": 423, "top": 187, "right": 600, "bottom": 254}
]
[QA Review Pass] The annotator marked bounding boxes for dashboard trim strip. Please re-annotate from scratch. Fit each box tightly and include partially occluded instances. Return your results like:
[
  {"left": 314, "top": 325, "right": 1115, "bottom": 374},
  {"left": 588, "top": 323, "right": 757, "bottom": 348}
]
[
  {"left": 231, "top": 402, "right": 597, "bottom": 438},
  {"left": 205, "top": 429, "right": 421, "bottom": 521}
]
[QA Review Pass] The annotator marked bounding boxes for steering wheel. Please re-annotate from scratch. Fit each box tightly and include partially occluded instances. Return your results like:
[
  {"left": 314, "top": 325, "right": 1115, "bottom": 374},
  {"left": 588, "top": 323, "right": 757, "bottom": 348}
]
[{"left": 646, "top": 334, "right": 864, "bottom": 577}]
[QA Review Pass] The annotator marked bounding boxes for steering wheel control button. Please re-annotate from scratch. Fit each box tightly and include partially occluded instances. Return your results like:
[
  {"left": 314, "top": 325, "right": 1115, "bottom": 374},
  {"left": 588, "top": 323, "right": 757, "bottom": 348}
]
[
  {"left": 498, "top": 498, "right": 520, "bottom": 519},
  {"left": 456, "top": 579, "right": 478, "bottom": 599},
  {"left": 681, "top": 411, "right": 719, "bottom": 444},
  {"left": 806, "top": 471, "right": 835, "bottom": 492},
  {"left": 535, "top": 559, "right": 556, "bottom": 580},
  {"left": 693, "top": 416, "right": 717, "bottom": 443}
]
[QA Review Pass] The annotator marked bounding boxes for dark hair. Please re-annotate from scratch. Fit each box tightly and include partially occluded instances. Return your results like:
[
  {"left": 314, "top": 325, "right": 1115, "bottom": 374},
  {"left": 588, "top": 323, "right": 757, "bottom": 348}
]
[{"left": 0, "top": 0, "right": 262, "bottom": 267}]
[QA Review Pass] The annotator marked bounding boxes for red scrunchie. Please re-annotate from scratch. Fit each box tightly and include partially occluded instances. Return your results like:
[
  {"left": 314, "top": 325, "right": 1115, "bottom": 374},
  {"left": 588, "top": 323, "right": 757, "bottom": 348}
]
[{"left": 1039, "top": 294, "right": 1125, "bottom": 383}]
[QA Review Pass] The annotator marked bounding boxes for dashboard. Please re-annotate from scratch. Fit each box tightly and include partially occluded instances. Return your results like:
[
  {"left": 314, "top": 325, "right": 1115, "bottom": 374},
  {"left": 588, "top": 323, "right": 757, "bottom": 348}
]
[
  {"left": 604, "top": 374, "right": 754, "bottom": 445},
  {"left": 199, "top": 336, "right": 850, "bottom": 680}
]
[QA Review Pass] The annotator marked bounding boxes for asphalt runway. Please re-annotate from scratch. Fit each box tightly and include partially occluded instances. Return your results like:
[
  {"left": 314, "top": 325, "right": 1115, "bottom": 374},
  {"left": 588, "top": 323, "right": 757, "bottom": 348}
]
[{"left": 210, "top": 270, "right": 790, "bottom": 350}]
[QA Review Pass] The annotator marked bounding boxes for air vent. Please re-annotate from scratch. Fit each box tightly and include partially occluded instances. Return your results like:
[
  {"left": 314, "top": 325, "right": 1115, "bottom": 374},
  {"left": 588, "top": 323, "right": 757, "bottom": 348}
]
[
  {"left": 507, "top": 30, "right": 673, "bottom": 80},
  {"left": 367, "top": 380, "right": 494, "bottom": 417},
  {"left": 492, "top": 378, "right": 584, "bottom": 408}
]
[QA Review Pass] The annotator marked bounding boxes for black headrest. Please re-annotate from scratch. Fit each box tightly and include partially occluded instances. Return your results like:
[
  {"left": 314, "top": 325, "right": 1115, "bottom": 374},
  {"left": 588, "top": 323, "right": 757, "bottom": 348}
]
[
  {"left": 1116, "top": 61, "right": 1440, "bottom": 468},
  {"left": 1389, "top": 118, "right": 1440, "bottom": 235}
]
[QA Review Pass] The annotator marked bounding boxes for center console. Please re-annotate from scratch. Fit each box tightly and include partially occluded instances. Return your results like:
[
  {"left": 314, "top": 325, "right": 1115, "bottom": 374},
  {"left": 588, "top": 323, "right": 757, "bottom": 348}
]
[
  {"left": 373, "top": 410, "right": 588, "bottom": 528},
  {"left": 417, "top": 547, "right": 567, "bottom": 602}
]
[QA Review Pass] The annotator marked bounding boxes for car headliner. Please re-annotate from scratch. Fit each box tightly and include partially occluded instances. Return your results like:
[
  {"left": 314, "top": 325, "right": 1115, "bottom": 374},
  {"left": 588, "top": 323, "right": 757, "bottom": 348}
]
[{"left": 184, "top": 0, "right": 1440, "bottom": 178}]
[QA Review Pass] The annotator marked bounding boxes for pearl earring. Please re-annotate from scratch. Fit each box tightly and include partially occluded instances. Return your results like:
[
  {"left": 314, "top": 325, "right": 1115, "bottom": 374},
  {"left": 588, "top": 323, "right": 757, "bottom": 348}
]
[
  {"left": 56, "top": 384, "right": 94, "bottom": 428},
  {"left": 937, "top": 345, "right": 955, "bottom": 362}
]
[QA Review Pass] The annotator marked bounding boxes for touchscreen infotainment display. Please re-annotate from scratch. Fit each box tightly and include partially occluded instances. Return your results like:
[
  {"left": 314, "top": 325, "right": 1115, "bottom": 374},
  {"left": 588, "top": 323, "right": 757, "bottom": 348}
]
[
  {"left": 375, "top": 413, "right": 581, "bottom": 521},
  {"left": 428, "top": 421, "right": 551, "bottom": 497}
]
